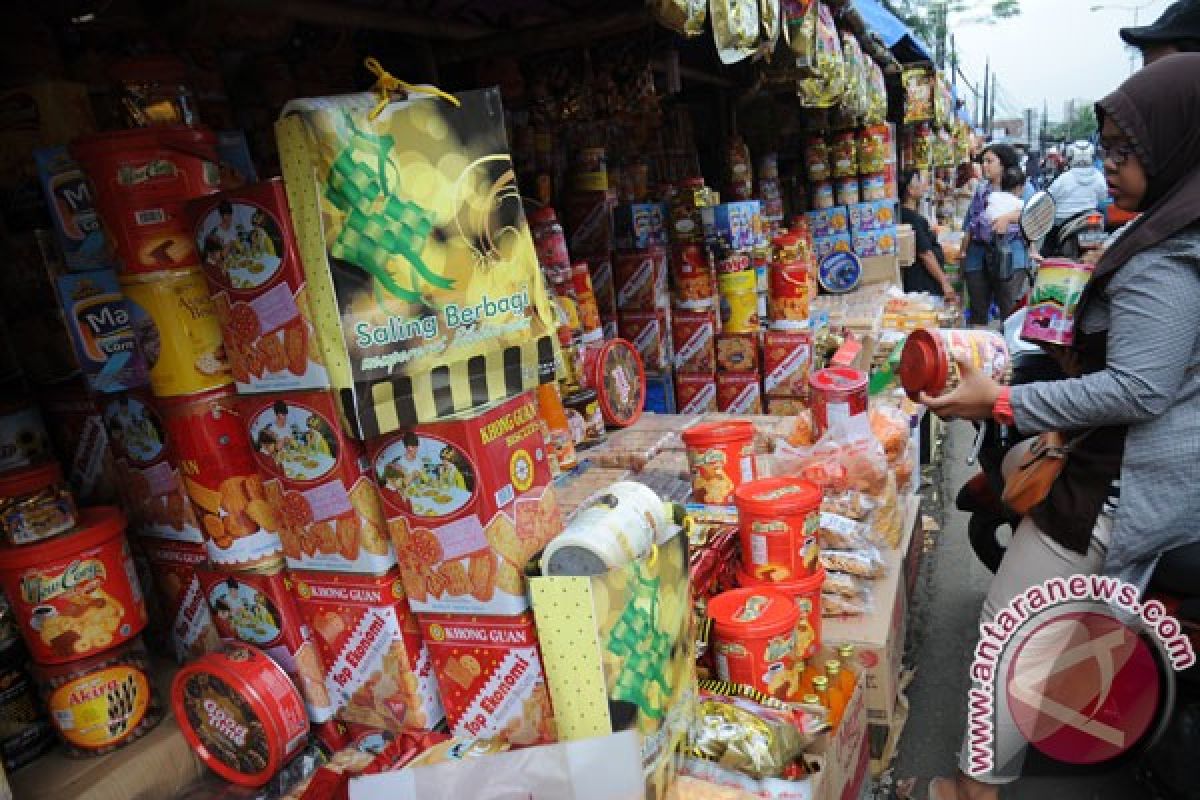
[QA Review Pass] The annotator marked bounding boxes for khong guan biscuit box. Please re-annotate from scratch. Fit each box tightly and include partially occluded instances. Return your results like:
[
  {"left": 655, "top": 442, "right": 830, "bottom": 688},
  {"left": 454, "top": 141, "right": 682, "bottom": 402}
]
[
  {"left": 276, "top": 86, "right": 559, "bottom": 438},
  {"left": 292, "top": 570, "right": 443, "bottom": 733},
  {"left": 418, "top": 611, "right": 555, "bottom": 745},
  {"left": 188, "top": 178, "right": 330, "bottom": 394},
  {"left": 368, "top": 392, "right": 562, "bottom": 616}
]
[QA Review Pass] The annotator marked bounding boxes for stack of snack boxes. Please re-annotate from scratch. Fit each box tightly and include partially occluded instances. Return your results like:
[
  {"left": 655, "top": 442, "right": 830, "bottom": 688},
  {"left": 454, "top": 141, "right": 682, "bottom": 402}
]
[
  {"left": 184, "top": 178, "right": 447, "bottom": 737},
  {"left": 369, "top": 393, "right": 561, "bottom": 745},
  {"left": 613, "top": 203, "right": 673, "bottom": 412},
  {"left": 705, "top": 201, "right": 767, "bottom": 415}
]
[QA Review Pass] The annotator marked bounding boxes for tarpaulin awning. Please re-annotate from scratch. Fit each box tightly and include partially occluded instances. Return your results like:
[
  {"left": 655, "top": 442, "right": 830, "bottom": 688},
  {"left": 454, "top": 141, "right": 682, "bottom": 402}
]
[{"left": 852, "top": 0, "right": 934, "bottom": 63}]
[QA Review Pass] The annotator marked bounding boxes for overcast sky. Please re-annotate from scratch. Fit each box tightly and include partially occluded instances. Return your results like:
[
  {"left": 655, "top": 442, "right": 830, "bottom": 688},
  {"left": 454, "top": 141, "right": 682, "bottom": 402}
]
[{"left": 947, "top": 0, "right": 1173, "bottom": 121}]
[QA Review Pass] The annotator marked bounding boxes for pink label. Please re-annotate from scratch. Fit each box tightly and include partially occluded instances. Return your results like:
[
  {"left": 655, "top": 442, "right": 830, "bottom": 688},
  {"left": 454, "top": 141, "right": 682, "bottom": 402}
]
[
  {"left": 144, "top": 461, "right": 179, "bottom": 496},
  {"left": 250, "top": 283, "right": 300, "bottom": 335},
  {"left": 435, "top": 515, "right": 488, "bottom": 561},
  {"left": 303, "top": 480, "right": 353, "bottom": 522}
]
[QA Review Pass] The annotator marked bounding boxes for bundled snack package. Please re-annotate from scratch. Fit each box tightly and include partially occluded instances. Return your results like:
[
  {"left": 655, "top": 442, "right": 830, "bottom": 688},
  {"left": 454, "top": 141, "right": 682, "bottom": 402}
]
[
  {"left": 773, "top": 414, "right": 889, "bottom": 496},
  {"left": 276, "top": 74, "right": 559, "bottom": 437},
  {"left": 651, "top": 0, "right": 707, "bottom": 37},
  {"left": 902, "top": 65, "right": 935, "bottom": 123},
  {"left": 796, "top": 3, "right": 846, "bottom": 108}
]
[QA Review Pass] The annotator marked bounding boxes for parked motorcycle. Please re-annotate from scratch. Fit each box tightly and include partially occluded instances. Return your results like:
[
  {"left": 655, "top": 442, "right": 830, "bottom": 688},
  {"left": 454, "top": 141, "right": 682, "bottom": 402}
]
[{"left": 1044, "top": 208, "right": 1107, "bottom": 260}]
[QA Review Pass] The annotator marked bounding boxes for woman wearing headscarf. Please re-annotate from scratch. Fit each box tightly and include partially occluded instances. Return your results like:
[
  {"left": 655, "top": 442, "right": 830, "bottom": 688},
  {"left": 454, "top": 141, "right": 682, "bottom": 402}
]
[
  {"left": 924, "top": 54, "right": 1200, "bottom": 800},
  {"left": 957, "top": 142, "right": 1035, "bottom": 325}
]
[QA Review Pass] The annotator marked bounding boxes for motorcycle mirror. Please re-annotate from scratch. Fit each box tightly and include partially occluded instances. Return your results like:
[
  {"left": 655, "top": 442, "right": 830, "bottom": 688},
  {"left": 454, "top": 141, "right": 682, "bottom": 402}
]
[{"left": 1020, "top": 190, "right": 1056, "bottom": 241}]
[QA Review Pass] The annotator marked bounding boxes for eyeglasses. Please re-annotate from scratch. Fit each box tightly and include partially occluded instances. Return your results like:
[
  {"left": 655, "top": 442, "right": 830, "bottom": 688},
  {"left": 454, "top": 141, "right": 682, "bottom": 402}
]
[{"left": 1098, "top": 140, "right": 1136, "bottom": 167}]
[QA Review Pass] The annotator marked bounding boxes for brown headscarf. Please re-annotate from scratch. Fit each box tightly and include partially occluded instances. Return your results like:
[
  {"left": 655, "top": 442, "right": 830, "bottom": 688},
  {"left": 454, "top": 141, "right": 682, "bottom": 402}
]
[{"left": 1092, "top": 53, "right": 1200, "bottom": 282}]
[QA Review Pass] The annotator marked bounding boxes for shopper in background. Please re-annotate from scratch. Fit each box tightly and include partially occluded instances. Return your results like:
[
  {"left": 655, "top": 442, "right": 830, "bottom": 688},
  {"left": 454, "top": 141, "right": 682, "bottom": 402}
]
[
  {"left": 1120, "top": 0, "right": 1200, "bottom": 65},
  {"left": 958, "top": 143, "right": 1034, "bottom": 325},
  {"left": 925, "top": 54, "right": 1200, "bottom": 800},
  {"left": 898, "top": 169, "right": 958, "bottom": 302},
  {"left": 1045, "top": 140, "right": 1108, "bottom": 250}
]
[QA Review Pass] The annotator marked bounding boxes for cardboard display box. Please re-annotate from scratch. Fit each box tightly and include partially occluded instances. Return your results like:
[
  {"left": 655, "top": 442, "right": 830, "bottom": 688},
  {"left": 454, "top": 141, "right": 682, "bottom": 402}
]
[
  {"left": 822, "top": 497, "right": 916, "bottom": 728},
  {"left": 811, "top": 670, "right": 869, "bottom": 800}
]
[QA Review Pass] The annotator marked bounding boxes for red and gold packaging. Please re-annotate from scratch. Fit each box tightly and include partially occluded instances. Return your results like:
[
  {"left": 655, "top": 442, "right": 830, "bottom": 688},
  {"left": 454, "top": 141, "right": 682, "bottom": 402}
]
[
  {"left": 368, "top": 393, "right": 561, "bottom": 615},
  {"left": 101, "top": 388, "right": 203, "bottom": 543},
  {"left": 158, "top": 387, "right": 284, "bottom": 570},
  {"left": 675, "top": 372, "right": 718, "bottom": 414},
  {"left": 240, "top": 391, "right": 396, "bottom": 574},
  {"left": 618, "top": 309, "right": 670, "bottom": 372},
  {"left": 717, "top": 372, "right": 763, "bottom": 414},
  {"left": 613, "top": 248, "right": 667, "bottom": 312},
  {"left": 292, "top": 570, "right": 443, "bottom": 732},
  {"left": 198, "top": 566, "right": 334, "bottom": 722},
  {"left": 142, "top": 538, "right": 221, "bottom": 664},
  {"left": 671, "top": 309, "right": 717, "bottom": 374},
  {"left": 763, "top": 331, "right": 814, "bottom": 399},
  {"left": 766, "top": 396, "right": 809, "bottom": 417},
  {"left": 670, "top": 244, "right": 716, "bottom": 310},
  {"left": 187, "top": 178, "right": 328, "bottom": 393},
  {"left": 419, "top": 612, "right": 555, "bottom": 745},
  {"left": 715, "top": 332, "right": 760, "bottom": 374}
]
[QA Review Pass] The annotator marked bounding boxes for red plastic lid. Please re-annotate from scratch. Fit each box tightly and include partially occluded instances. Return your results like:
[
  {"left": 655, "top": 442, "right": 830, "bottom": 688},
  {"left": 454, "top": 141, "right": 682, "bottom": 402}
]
[
  {"left": 897, "top": 328, "right": 950, "bottom": 402},
  {"left": 0, "top": 506, "right": 125, "bottom": 569},
  {"left": 682, "top": 420, "right": 754, "bottom": 448},
  {"left": 708, "top": 587, "right": 799, "bottom": 638},
  {"left": 0, "top": 460, "right": 63, "bottom": 497},
  {"left": 809, "top": 366, "right": 868, "bottom": 395},
  {"left": 736, "top": 565, "right": 827, "bottom": 594},
  {"left": 528, "top": 206, "right": 558, "bottom": 225},
  {"left": 594, "top": 339, "right": 645, "bottom": 428},
  {"left": 734, "top": 477, "right": 822, "bottom": 516}
]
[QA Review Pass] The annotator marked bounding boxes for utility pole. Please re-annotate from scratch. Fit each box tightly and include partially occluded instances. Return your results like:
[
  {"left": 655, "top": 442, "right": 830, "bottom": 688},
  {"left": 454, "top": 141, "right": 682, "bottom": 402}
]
[
  {"left": 1025, "top": 108, "right": 1034, "bottom": 149},
  {"left": 982, "top": 59, "right": 990, "bottom": 135},
  {"left": 1041, "top": 99, "right": 1049, "bottom": 149},
  {"left": 989, "top": 72, "right": 997, "bottom": 136}
]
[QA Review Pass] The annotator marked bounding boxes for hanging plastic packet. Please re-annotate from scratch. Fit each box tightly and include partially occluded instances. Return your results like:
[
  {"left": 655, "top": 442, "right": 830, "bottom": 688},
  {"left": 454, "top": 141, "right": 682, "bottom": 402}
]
[
  {"left": 797, "top": 3, "right": 846, "bottom": 108},
  {"left": 903, "top": 64, "right": 936, "bottom": 123},
  {"left": 760, "top": 0, "right": 783, "bottom": 53},
  {"left": 713, "top": 0, "right": 763, "bottom": 64},
  {"left": 652, "top": 0, "right": 708, "bottom": 36}
]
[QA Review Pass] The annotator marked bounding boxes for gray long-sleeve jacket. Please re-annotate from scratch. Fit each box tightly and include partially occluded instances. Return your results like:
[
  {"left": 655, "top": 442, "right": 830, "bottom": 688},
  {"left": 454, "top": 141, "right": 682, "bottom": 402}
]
[{"left": 1011, "top": 224, "right": 1200, "bottom": 587}]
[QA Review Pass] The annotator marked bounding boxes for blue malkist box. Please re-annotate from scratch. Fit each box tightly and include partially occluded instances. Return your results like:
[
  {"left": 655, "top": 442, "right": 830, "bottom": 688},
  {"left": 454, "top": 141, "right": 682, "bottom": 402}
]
[
  {"left": 701, "top": 201, "right": 764, "bottom": 251},
  {"left": 643, "top": 369, "right": 676, "bottom": 414},
  {"left": 55, "top": 269, "right": 149, "bottom": 393},
  {"left": 813, "top": 233, "right": 854, "bottom": 261},
  {"left": 34, "top": 146, "right": 117, "bottom": 273},
  {"left": 849, "top": 200, "right": 898, "bottom": 235},
  {"left": 613, "top": 203, "right": 669, "bottom": 250},
  {"left": 806, "top": 206, "right": 851, "bottom": 239}
]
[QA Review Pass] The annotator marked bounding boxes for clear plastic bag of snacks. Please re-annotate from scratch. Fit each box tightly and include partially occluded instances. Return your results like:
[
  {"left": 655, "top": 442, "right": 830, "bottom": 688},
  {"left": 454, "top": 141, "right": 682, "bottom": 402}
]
[
  {"left": 824, "top": 569, "right": 868, "bottom": 598},
  {"left": 821, "top": 490, "right": 878, "bottom": 521},
  {"left": 651, "top": 0, "right": 707, "bottom": 36},
  {"left": 816, "top": 510, "right": 873, "bottom": 549},
  {"left": 822, "top": 590, "right": 872, "bottom": 617},
  {"left": 820, "top": 547, "right": 885, "bottom": 579},
  {"left": 774, "top": 414, "right": 890, "bottom": 496}
]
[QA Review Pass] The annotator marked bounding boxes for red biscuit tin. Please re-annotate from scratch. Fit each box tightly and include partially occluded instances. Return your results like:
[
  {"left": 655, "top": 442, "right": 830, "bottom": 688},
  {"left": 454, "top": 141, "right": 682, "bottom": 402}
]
[
  {"left": 142, "top": 538, "right": 220, "bottom": 664},
  {"left": 715, "top": 333, "right": 760, "bottom": 374},
  {"left": 173, "top": 643, "right": 310, "bottom": 787},
  {"left": 681, "top": 421, "right": 757, "bottom": 507},
  {"left": 241, "top": 391, "right": 396, "bottom": 574},
  {"left": 100, "top": 389, "right": 203, "bottom": 543},
  {"left": 735, "top": 566, "right": 825, "bottom": 661},
  {"left": 716, "top": 371, "right": 763, "bottom": 414},
  {"left": 188, "top": 178, "right": 329, "bottom": 393},
  {"left": 613, "top": 248, "right": 667, "bottom": 311},
  {"left": 671, "top": 309, "right": 717, "bottom": 374},
  {"left": 370, "top": 393, "right": 560, "bottom": 615},
  {"left": 708, "top": 587, "right": 800, "bottom": 700},
  {"left": 763, "top": 331, "right": 814, "bottom": 399},
  {"left": 734, "top": 477, "right": 822, "bottom": 582},
  {"left": 291, "top": 570, "right": 443, "bottom": 732},
  {"left": 418, "top": 612, "right": 555, "bottom": 745},
  {"left": 0, "top": 507, "right": 148, "bottom": 664},
  {"left": 159, "top": 387, "right": 284, "bottom": 570},
  {"left": 618, "top": 309, "right": 670, "bottom": 372},
  {"left": 675, "top": 372, "right": 718, "bottom": 415},
  {"left": 198, "top": 567, "right": 333, "bottom": 722}
]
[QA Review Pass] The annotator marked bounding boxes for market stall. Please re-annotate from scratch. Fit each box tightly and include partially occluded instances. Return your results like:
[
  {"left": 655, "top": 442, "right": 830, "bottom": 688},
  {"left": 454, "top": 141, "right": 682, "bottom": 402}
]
[{"left": 0, "top": 1, "right": 983, "bottom": 798}]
